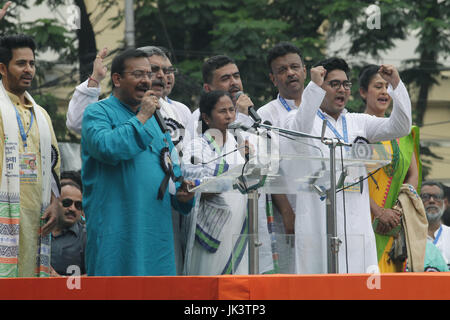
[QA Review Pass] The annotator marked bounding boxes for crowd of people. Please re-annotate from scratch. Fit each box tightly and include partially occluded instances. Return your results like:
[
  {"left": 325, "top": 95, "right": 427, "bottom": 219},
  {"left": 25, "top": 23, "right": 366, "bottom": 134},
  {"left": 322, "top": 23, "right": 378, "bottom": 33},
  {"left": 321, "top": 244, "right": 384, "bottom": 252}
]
[{"left": 0, "top": 2, "right": 449, "bottom": 278}]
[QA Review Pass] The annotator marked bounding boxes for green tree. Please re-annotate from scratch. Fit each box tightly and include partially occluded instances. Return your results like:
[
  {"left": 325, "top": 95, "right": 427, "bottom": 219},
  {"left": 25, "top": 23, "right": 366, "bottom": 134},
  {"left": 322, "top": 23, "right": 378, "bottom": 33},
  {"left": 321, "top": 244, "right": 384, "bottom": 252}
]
[
  {"left": 322, "top": 0, "right": 450, "bottom": 126},
  {"left": 134, "top": 0, "right": 328, "bottom": 108},
  {"left": 322, "top": 0, "right": 450, "bottom": 178},
  {"left": 1, "top": 0, "right": 119, "bottom": 141}
]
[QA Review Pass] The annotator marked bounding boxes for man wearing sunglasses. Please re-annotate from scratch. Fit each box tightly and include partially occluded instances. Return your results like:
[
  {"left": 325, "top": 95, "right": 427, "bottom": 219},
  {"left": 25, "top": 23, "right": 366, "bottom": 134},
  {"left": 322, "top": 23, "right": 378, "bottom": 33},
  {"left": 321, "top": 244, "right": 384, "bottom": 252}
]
[
  {"left": 284, "top": 57, "right": 412, "bottom": 274},
  {"left": 422, "top": 181, "right": 450, "bottom": 267},
  {"left": 50, "top": 181, "right": 86, "bottom": 276}
]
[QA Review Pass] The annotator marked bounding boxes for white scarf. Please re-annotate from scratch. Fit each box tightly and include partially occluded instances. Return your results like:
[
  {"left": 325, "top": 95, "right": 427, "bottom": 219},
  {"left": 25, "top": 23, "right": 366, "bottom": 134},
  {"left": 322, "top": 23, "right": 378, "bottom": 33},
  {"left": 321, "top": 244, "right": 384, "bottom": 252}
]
[{"left": 0, "top": 81, "right": 52, "bottom": 277}]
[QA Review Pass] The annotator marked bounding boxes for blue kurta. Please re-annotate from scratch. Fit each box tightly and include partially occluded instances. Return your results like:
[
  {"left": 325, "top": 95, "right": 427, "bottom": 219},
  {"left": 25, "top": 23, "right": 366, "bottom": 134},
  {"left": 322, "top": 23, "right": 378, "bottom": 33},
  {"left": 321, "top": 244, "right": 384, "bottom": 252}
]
[{"left": 81, "top": 95, "right": 193, "bottom": 276}]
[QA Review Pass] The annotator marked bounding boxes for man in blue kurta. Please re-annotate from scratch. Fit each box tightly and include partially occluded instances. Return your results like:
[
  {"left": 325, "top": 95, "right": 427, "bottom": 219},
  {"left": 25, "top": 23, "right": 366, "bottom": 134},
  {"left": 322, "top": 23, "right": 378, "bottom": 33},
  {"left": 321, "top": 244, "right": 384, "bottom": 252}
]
[{"left": 81, "top": 49, "right": 194, "bottom": 276}]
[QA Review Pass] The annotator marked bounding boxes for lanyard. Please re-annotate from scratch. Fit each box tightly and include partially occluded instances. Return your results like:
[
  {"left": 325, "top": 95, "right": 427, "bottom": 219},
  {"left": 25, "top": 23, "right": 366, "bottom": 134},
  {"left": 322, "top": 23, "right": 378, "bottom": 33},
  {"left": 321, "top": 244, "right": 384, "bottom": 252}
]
[
  {"left": 13, "top": 106, "right": 34, "bottom": 150},
  {"left": 278, "top": 96, "right": 292, "bottom": 112},
  {"left": 433, "top": 226, "right": 443, "bottom": 245},
  {"left": 317, "top": 110, "right": 348, "bottom": 143},
  {"left": 167, "top": 97, "right": 172, "bottom": 104}
]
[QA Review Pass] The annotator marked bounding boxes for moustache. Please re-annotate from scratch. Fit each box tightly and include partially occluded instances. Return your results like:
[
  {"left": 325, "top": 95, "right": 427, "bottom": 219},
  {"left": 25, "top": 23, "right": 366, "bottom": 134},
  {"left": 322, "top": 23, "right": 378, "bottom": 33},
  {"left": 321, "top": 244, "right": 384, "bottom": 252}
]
[
  {"left": 21, "top": 74, "right": 33, "bottom": 80},
  {"left": 426, "top": 205, "right": 442, "bottom": 211},
  {"left": 136, "top": 85, "right": 150, "bottom": 91},
  {"left": 151, "top": 79, "right": 165, "bottom": 88},
  {"left": 64, "top": 210, "right": 77, "bottom": 218}
]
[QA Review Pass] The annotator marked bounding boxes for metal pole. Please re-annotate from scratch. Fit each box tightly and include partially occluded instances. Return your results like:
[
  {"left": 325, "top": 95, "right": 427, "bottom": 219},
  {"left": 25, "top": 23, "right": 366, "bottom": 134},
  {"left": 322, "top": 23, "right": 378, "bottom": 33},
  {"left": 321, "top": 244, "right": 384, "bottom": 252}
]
[
  {"left": 326, "top": 139, "right": 341, "bottom": 273},
  {"left": 248, "top": 189, "right": 260, "bottom": 274},
  {"left": 124, "top": 0, "right": 135, "bottom": 48}
]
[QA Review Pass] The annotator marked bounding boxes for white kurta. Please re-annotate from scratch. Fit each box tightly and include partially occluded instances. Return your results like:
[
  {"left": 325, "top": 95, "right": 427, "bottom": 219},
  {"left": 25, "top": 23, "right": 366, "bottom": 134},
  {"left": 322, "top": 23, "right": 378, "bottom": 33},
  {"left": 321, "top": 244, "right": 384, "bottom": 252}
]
[
  {"left": 66, "top": 79, "right": 101, "bottom": 134},
  {"left": 284, "top": 80, "right": 412, "bottom": 274},
  {"left": 182, "top": 131, "right": 248, "bottom": 275},
  {"left": 257, "top": 95, "right": 298, "bottom": 272},
  {"left": 429, "top": 224, "right": 450, "bottom": 267}
]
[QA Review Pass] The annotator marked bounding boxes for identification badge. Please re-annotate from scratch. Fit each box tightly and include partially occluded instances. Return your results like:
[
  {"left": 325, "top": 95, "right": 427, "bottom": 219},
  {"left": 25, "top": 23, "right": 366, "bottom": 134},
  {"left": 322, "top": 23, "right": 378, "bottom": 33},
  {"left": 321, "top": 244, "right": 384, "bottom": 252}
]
[{"left": 19, "top": 152, "right": 38, "bottom": 184}]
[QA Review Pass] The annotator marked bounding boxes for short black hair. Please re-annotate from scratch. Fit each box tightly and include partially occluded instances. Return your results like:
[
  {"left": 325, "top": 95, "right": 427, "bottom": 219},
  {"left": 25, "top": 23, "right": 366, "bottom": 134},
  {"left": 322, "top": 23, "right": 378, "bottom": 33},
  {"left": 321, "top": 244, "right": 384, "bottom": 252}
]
[
  {"left": 313, "top": 57, "right": 350, "bottom": 80},
  {"left": 0, "top": 34, "right": 36, "bottom": 67},
  {"left": 61, "top": 180, "right": 82, "bottom": 193},
  {"left": 202, "top": 55, "right": 235, "bottom": 84},
  {"left": 199, "top": 90, "right": 231, "bottom": 134},
  {"left": 61, "top": 170, "right": 82, "bottom": 192},
  {"left": 267, "top": 42, "right": 303, "bottom": 71},
  {"left": 110, "top": 48, "right": 148, "bottom": 88}
]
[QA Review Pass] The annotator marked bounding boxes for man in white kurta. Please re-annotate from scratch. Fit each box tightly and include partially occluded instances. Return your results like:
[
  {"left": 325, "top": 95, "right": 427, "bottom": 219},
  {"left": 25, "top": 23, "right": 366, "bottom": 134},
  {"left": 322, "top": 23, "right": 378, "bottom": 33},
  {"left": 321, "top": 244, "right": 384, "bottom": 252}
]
[
  {"left": 284, "top": 58, "right": 412, "bottom": 274},
  {"left": 256, "top": 42, "right": 306, "bottom": 272},
  {"left": 422, "top": 181, "right": 450, "bottom": 268}
]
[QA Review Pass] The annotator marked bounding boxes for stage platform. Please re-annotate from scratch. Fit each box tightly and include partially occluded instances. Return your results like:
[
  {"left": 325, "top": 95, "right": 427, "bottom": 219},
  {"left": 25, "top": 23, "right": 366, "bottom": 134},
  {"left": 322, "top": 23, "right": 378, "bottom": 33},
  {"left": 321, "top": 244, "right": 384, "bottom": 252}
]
[{"left": 1, "top": 273, "right": 450, "bottom": 300}]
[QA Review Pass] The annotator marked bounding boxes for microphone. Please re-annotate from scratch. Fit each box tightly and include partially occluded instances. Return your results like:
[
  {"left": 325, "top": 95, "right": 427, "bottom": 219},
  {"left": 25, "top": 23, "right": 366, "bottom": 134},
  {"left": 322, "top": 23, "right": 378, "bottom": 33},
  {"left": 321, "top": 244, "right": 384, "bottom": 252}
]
[
  {"left": 190, "top": 146, "right": 247, "bottom": 165},
  {"left": 228, "top": 121, "right": 254, "bottom": 132},
  {"left": 262, "top": 120, "right": 272, "bottom": 140},
  {"left": 321, "top": 119, "right": 327, "bottom": 143},
  {"left": 235, "top": 91, "right": 261, "bottom": 123}
]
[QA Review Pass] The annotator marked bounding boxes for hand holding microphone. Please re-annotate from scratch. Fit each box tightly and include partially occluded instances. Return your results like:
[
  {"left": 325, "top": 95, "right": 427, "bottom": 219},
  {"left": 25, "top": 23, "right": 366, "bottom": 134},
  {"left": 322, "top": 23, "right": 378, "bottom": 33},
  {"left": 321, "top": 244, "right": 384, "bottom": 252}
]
[
  {"left": 234, "top": 91, "right": 261, "bottom": 123},
  {"left": 138, "top": 90, "right": 168, "bottom": 133}
]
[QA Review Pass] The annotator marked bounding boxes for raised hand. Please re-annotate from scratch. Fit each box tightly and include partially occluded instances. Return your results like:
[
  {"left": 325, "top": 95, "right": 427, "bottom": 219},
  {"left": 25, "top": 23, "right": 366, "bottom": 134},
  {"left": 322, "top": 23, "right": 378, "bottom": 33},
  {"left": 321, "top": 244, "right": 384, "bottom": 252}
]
[
  {"left": 0, "top": 1, "right": 11, "bottom": 20},
  {"left": 310, "top": 66, "right": 326, "bottom": 87},
  {"left": 89, "top": 47, "right": 108, "bottom": 87},
  {"left": 378, "top": 64, "right": 400, "bottom": 89}
]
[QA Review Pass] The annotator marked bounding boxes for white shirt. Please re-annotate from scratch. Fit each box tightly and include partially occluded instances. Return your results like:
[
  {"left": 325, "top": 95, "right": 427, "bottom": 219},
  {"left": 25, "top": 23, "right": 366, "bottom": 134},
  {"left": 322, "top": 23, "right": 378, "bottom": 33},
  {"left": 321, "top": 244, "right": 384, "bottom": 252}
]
[
  {"left": 66, "top": 79, "right": 101, "bottom": 134},
  {"left": 257, "top": 94, "right": 299, "bottom": 127},
  {"left": 428, "top": 224, "right": 450, "bottom": 266},
  {"left": 257, "top": 95, "right": 299, "bottom": 273},
  {"left": 284, "top": 80, "right": 412, "bottom": 274},
  {"left": 162, "top": 97, "right": 193, "bottom": 156}
]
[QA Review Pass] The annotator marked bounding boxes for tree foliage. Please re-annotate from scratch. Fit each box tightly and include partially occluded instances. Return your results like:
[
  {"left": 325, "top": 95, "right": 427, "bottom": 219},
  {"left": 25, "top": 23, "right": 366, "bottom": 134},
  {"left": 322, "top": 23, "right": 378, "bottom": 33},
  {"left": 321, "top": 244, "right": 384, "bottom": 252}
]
[{"left": 134, "top": 0, "right": 328, "bottom": 107}]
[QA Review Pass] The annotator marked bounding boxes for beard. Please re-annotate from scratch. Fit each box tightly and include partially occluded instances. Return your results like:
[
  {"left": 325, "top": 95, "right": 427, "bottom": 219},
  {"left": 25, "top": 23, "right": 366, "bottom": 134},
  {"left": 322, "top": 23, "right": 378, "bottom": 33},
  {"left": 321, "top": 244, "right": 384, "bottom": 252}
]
[{"left": 426, "top": 203, "right": 445, "bottom": 223}]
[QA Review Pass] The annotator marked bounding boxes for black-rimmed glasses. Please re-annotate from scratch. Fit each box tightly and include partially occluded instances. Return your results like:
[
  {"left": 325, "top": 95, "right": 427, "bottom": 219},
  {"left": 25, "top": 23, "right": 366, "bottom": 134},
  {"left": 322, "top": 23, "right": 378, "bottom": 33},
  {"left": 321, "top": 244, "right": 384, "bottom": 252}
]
[
  {"left": 327, "top": 80, "right": 352, "bottom": 90},
  {"left": 150, "top": 64, "right": 178, "bottom": 75}
]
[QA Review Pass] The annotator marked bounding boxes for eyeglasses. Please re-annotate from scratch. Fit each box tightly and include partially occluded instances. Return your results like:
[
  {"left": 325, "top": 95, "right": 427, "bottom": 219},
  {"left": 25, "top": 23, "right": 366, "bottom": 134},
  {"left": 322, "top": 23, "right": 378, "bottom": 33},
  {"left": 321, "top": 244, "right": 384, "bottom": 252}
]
[
  {"left": 150, "top": 64, "right": 178, "bottom": 75},
  {"left": 62, "top": 198, "right": 83, "bottom": 211},
  {"left": 327, "top": 80, "right": 352, "bottom": 90},
  {"left": 421, "top": 193, "right": 444, "bottom": 201},
  {"left": 123, "top": 70, "right": 153, "bottom": 80}
]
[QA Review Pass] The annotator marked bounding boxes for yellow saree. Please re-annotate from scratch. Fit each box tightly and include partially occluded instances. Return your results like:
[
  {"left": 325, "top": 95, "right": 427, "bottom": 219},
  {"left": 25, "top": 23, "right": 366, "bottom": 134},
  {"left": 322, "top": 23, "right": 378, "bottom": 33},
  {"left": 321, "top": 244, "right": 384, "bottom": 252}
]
[{"left": 369, "top": 126, "right": 421, "bottom": 273}]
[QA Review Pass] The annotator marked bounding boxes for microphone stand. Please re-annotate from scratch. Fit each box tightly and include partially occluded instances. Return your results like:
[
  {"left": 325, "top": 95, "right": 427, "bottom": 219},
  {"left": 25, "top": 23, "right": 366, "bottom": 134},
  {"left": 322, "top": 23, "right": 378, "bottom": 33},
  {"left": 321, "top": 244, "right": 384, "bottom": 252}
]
[{"left": 249, "top": 119, "right": 353, "bottom": 274}]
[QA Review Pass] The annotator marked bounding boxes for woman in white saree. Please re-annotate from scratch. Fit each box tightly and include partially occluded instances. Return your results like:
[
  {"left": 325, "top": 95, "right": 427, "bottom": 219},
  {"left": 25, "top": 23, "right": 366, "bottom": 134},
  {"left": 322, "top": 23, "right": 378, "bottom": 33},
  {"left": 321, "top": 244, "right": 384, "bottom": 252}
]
[{"left": 182, "top": 90, "right": 249, "bottom": 275}]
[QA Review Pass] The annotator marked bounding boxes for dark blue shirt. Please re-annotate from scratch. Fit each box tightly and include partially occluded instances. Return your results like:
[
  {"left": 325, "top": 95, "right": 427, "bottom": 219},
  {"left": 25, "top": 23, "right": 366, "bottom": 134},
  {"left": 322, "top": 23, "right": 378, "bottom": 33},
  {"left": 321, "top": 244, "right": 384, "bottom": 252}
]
[{"left": 51, "top": 221, "right": 86, "bottom": 275}]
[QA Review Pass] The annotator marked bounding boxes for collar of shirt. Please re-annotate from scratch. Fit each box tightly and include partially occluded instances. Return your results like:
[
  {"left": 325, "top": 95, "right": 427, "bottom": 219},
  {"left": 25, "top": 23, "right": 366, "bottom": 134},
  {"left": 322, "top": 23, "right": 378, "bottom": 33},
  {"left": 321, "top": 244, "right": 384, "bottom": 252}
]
[
  {"left": 6, "top": 90, "right": 33, "bottom": 109},
  {"left": 318, "top": 108, "right": 349, "bottom": 124},
  {"left": 277, "top": 94, "right": 299, "bottom": 110},
  {"left": 53, "top": 221, "right": 84, "bottom": 238}
]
